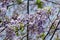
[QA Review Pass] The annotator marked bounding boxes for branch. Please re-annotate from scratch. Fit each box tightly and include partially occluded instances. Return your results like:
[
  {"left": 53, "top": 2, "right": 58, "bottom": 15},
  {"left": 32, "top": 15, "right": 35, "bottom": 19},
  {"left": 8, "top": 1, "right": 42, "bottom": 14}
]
[
  {"left": 50, "top": 21, "right": 60, "bottom": 40},
  {"left": 21, "top": 34, "right": 27, "bottom": 40},
  {"left": 7, "top": 3, "right": 17, "bottom": 9},
  {"left": 56, "top": 28, "right": 60, "bottom": 30},
  {"left": 0, "top": 26, "right": 7, "bottom": 33},
  {"left": 43, "top": 23, "right": 54, "bottom": 40},
  {"left": 45, "top": 0, "right": 60, "bottom": 5},
  {"left": 43, "top": 7, "right": 60, "bottom": 40}
]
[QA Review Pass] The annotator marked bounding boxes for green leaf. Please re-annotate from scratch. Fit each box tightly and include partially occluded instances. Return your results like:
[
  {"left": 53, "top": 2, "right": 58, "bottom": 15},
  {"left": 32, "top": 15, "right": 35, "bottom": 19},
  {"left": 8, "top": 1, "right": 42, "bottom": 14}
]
[
  {"left": 47, "top": 7, "right": 51, "bottom": 14},
  {"left": 40, "top": 33, "right": 46, "bottom": 40},
  {"left": 20, "top": 27, "right": 24, "bottom": 32},
  {"left": 36, "top": 0, "right": 41, "bottom": 4},
  {"left": 14, "top": 27, "right": 19, "bottom": 36},
  {"left": 16, "top": 0, "right": 22, "bottom": 4},
  {"left": 55, "top": 35, "right": 60, "bottom": 40},
  {"left": 51, "top": 25, "right": 55, "bottom": 29},
  {"left": 15, "top": 27, "right": 19, "bottom": 32},
  {"left": 56, "top": 37, "right": 60, "bottom": 40},
  {"left": 20, "top": 23, "right": 24, "bottom": 32},
  {"left": 36, "top": 0, "right": 43, "bottom": 8},
  {"left": 16, "top": 32, "right": 19, "bottom": 36},
  {"left": 20, "top": 22, "right": 24, "bottom": 27}
]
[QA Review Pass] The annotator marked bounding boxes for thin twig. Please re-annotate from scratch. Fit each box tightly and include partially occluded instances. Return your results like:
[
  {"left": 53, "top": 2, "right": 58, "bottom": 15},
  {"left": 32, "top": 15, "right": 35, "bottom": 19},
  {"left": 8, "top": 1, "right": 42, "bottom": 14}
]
[
  {"left": 43, "top": 7, "right": 60, "bottom": 40},
  {"left": 45, "top": 0, "right": 60, "bottom": 5},
  {"left": 43, "top": 23, "right": 54, "bottom": 40},
  {"left": 50, "top": 21, "right": 60, "bottom": 40},
  {"left": 0, "top": 26, "right": 7, "bottom": 33},
  {"left": 21, "top": 34, "right": 27, "bottom": 40}
]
